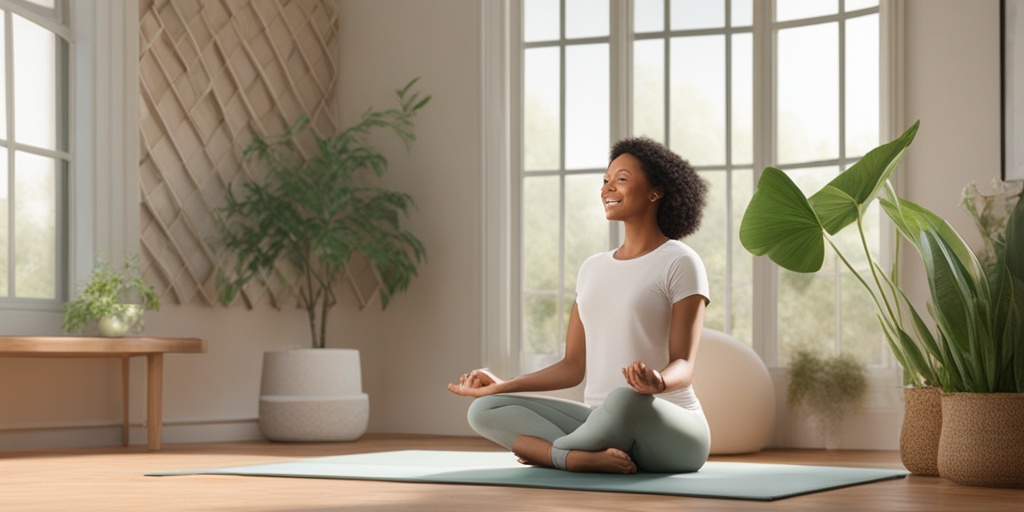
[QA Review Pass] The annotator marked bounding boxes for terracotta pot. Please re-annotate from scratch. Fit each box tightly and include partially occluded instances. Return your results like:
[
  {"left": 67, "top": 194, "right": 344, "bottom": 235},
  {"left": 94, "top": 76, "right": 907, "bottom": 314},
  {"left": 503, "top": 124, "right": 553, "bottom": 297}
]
[
  {"left": 938, "top": 392, "right": 1024, "bottom": 488},
  {"left": 899, "top": 386, "right": 941, "bottom": 476}
]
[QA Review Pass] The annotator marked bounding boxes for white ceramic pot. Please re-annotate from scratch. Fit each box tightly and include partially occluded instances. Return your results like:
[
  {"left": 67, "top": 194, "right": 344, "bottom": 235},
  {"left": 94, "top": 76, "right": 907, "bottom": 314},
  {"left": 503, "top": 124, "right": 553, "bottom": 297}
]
[
  {"left": 98, "top": 304, "right": 144, "bottom": 337},
  {"left": 258, "top": 348, "right": 369, "bottom": 442}
]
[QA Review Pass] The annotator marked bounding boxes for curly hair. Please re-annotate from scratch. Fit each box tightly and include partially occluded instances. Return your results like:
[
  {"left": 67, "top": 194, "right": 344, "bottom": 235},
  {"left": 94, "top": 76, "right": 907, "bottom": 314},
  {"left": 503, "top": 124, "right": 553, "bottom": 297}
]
[{"left": 609, "top": 137, "right": 707, "bottom": 239}]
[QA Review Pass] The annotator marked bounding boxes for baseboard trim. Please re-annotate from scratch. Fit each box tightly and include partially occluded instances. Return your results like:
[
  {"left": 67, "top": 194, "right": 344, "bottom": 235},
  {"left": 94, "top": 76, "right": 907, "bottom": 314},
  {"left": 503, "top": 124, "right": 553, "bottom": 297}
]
[{"left": 0, "top": 418, "right": 265, "bottom": 451}]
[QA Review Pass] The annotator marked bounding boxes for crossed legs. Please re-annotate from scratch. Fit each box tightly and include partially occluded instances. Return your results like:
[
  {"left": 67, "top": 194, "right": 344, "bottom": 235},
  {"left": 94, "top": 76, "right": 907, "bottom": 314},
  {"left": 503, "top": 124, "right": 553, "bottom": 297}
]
[{"left": 466, "top": 388, "right": 710, "bottom": 474}]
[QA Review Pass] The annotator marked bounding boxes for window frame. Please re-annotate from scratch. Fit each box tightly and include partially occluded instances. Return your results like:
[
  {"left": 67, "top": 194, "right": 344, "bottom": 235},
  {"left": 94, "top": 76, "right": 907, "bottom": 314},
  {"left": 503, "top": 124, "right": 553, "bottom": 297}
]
[
  {"left": 0, "top": 0, "right": 139, "bottom": 333},
  {"left": 484, "top": 0, "right": 905, "bottom": 379},
  {"left": 0, "top": 0, "right": 70, "bottom": 310}
]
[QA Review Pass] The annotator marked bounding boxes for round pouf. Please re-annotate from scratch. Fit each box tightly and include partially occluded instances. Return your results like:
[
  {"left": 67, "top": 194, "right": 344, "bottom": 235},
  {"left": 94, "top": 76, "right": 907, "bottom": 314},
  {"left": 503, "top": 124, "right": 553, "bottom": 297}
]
[
  {"left": 938, "top": 392, "right": 1024, "bottom": 488},
  {"left": 258, "top": 348, "right": 369, "bottom": 442},
  {"left": 692, "top": 328, "right": 775, "bottom": 454}
]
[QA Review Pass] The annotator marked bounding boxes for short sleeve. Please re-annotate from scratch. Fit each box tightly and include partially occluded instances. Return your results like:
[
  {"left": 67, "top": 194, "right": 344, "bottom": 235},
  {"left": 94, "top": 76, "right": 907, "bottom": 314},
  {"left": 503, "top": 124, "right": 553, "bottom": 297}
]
[{"left": 667, "top": 252, "right": 710, "bottom": 305}]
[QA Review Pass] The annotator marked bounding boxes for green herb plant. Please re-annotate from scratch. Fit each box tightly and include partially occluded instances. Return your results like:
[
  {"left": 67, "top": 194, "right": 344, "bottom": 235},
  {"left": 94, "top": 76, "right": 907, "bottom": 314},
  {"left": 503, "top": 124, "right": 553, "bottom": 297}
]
[
  {"left": 63, "top": 254, "right": 161, "bottom": 336},
  {"left": 740, "top": 121, "right": 1024, "bottom": 393},
  {"left": 787, "top": 349, "right": 867, "bottom": 448},
  {"left": 216, "top": 78, "right": 430, "bottom": 349}
]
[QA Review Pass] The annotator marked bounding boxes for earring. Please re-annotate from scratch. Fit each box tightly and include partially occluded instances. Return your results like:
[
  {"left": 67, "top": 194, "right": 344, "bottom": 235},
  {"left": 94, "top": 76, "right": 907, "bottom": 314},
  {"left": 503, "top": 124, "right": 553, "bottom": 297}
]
[{"left": 650, "top": 195, "right": 658, "bottom": 202}]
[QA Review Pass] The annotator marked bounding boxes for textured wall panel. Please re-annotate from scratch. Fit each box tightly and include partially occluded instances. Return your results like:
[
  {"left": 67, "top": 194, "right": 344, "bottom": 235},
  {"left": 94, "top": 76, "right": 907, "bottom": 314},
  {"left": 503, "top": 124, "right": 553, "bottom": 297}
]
[{"left": 138, "top": 0, "right": 341, "bottom": 307}]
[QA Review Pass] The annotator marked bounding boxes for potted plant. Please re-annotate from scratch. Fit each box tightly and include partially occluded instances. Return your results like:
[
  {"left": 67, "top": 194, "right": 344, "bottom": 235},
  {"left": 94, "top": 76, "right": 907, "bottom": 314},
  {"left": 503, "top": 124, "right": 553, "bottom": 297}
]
[
  {"left": 63, "top": 254, "right": 161, "bottom": 337},
  {"left": 739, "top": 121, "right": 1024, "bottom": 487},
  {"left": 216, "top": 78, "right": 430, "bottom": 442},
  {"left": 787, "top": 349, "right": 866, "bottom": 449}
]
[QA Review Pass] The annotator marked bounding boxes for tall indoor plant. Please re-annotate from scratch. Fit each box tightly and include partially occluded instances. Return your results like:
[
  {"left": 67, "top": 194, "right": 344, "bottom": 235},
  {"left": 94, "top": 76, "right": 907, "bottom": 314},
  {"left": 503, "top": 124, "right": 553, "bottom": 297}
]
[
  {"left": 216, "top": 79, "right": 430, "bottom": 441},
  {"left": 739, "top": 121, "right": 1024, "bottom": 487}
]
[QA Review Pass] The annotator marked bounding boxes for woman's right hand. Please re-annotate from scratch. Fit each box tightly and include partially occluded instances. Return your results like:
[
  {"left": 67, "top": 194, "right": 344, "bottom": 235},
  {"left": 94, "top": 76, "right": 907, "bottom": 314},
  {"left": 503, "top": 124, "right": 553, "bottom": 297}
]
[{"left": 447, "top": 368, "right": 504, "bottom": 398}]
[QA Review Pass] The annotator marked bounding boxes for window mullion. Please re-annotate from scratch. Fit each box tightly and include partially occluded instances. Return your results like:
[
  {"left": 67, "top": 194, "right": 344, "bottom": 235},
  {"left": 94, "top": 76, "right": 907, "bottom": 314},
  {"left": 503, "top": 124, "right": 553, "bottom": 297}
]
[
  {"left": 5, "top": 10, "right": 14, "bottom": 297},
  {"left": 751, "top": 0, "right": 777, "bottom": 366},
  {"left": 609, "top": 0, "right": 630, "bottom": 249}
]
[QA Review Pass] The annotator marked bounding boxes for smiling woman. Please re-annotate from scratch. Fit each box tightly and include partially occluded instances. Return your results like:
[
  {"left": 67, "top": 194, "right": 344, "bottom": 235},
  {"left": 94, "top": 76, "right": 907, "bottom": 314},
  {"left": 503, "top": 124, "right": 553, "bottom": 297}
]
[{"left": 450, "top": 137, "right": 713, "bottom": 475}]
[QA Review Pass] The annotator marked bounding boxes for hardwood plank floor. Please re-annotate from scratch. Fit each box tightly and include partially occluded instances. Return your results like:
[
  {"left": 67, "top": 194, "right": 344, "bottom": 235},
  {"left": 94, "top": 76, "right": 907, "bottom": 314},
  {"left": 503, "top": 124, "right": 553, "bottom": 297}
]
[{"left": 0, "top": 434, "right": 1020, "bottom": 511}]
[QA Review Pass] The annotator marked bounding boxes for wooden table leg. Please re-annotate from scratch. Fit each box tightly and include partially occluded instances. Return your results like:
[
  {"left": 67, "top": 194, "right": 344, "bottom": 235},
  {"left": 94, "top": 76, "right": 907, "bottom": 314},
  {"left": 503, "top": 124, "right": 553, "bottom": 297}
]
[
  {"left": 122, "top": 357, "right": 130, "bottom": 446},
  {"left": 146, "top": 353, "right": 163, "bottom": 451}
]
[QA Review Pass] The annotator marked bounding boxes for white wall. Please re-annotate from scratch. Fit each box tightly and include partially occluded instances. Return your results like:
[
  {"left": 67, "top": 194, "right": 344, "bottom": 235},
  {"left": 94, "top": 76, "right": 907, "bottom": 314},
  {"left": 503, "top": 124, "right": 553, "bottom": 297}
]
[
  {"left": 0, "top": 0, "right": 1006, "bottom": 451},
  {"left": 901, "top": 0, "right": 1003, "bottom": 306},
  {"left": 331, "top": 0, "right": 484, "bottom": 436}
]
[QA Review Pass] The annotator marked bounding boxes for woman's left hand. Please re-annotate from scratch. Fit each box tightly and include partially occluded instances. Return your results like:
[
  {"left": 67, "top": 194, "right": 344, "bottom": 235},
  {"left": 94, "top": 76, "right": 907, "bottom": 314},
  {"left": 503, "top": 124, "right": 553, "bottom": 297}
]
[{"left": 622, "top": 360, "right": 666, "bottom": 395}]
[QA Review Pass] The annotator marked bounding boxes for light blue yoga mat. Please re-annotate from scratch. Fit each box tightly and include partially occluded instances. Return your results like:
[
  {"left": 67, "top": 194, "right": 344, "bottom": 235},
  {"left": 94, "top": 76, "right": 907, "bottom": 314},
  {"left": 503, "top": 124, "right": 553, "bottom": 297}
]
[{"left": 148, "top": 449, "right": 907, "bottom": 501}]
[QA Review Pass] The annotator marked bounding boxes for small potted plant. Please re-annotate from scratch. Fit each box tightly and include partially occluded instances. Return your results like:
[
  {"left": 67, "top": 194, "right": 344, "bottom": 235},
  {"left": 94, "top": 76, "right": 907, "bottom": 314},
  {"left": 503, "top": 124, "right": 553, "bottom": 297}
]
[
  {"left": 787, "top": 349, "right": 867, "bottom": 449},
  {"left": 63, "top": 254, "right": 161, "bottom": 337}
]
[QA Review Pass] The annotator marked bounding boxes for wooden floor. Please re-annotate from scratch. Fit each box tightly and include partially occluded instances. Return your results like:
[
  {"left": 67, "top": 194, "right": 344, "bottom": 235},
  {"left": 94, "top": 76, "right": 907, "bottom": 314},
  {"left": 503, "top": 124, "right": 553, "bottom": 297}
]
[{"left": 0, "top": 434, "right": 1020, "bottom": 511}]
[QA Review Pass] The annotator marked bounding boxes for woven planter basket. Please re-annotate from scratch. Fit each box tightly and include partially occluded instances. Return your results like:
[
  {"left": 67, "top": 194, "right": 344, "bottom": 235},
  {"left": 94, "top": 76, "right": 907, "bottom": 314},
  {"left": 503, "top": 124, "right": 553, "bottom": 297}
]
[
  {"left": 899, "top": 387, "right": 941, "bottom": 476},
  {"left": 938, "top": 392, "right": 1024, "bottom": 488}
]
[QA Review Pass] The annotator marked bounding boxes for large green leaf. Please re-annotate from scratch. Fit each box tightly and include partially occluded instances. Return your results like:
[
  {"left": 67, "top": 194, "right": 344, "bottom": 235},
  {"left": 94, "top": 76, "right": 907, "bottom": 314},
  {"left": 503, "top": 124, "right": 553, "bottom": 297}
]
[
  {"left": 809, "top": 121, "right": 919, "bottom": 235},
  {"left": 740, "top": 167, "right": 825, "bottom": 272}
]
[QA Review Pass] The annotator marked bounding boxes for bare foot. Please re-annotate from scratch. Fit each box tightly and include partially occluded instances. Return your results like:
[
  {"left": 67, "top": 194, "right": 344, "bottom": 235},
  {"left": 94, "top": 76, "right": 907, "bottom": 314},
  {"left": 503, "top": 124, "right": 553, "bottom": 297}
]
[
  {"left": 565, "top": 448, "right": 637, "bottom": 474},
  {"left": 513, "top": 452, "right": 539, "bottom": 467}
]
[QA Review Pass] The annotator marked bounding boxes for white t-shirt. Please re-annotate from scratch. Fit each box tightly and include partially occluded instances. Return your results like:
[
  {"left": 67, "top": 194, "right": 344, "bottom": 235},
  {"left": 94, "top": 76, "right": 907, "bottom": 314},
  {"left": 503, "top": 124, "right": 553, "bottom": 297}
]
[{"left": 575, "top": 240, "right": 710, "bottom": 411}]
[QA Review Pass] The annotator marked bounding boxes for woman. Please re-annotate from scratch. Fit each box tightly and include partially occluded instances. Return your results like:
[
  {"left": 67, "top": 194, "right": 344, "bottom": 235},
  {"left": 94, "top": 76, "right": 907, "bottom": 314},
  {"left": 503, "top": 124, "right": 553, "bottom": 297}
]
[{"left": 448, "top": 137, "right": 710, "bottom": 474}]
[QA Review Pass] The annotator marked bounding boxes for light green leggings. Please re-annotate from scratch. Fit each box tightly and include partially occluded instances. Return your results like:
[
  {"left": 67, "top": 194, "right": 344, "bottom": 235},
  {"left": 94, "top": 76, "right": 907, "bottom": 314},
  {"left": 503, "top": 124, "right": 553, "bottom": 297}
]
[{"left": 466, "top": 387, "right": 710, "bottom": 473}]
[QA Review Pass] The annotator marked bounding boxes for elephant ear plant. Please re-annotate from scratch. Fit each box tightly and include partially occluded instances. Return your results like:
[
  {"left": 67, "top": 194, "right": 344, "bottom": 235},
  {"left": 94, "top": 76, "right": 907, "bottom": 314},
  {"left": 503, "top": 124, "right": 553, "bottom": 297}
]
[
  {"left": 740, "top": 121, "right": 1024, "bottom": 393},
  {"left": 216, "top": 79, "right": 430, "bottom": 349}
]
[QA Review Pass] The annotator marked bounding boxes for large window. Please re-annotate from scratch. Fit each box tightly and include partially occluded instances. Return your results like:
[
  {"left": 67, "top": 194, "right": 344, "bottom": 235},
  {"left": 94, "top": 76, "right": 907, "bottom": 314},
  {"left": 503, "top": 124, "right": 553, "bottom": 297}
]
[
  {"left": 0, "top": 0, "right": 69, "bottom": 307},
  {"left": 517, "top": 0, "right": 885, "bottom": 371}
]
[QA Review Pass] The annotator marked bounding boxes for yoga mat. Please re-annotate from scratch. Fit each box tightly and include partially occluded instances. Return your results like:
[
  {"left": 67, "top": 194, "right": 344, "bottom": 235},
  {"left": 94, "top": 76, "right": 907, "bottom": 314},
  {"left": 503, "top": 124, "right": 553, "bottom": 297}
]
[{"left": 148, "top": 450, "right": 907, "bottom": 501}]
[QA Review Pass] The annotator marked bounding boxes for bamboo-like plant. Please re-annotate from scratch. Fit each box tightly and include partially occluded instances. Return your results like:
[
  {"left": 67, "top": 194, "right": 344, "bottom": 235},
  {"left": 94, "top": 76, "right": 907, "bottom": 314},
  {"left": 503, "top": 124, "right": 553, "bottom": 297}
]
[
  {"left": 740, "top": 121, "right": 1024, "bottom": 393},
  {"left": 216, "top": 79, "right": 430, "bottom": 349}
]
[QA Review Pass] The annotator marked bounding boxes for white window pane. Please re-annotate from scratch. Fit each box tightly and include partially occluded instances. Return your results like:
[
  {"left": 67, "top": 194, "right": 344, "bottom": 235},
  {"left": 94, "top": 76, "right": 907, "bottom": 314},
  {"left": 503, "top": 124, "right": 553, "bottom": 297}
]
[
  {"left": 670, "top": 36, "right": 726, "bottom": 166},
  {"left": 13, "top": 14, "right": 58, "bottom": 151},
  {"left": 565, "top": 43, "right": 608, "bottom": 169},
  {"left": 0, "top": 148, "right": 7, "bottom": 297},
  {"left": 731, "top": 168, "right": 754, "bottom": 345},
  {"left": 14, "top": 152, "right": 56, "bottom": 299},
  {"left": 633, "top": 39, "right": 665, "bottom": 142},
  {"left": 778, "top": 267, "right": 836, "bottom": 362},
  {"left": 670, "top": 0, "right": 724, "bottom": 30},
  {"left": 0, "top": 14, "right": 6, "bottom": 141},
  {"left": 524, "top": 0, "right": 560, "bottom": 42},
  {"left": 786, "top": 165, "right": 839, "bottom": 196},
  {"left": 732, "top": 0, "right": 753, "bottom": 27},
  {"left": 564, "top": 174, "right": 609, "bottom": 292},
  {"left": 732, "top": 33, "right": 753, "bottom": 165},
  {"left": 842, "top": 267, "right": 884, "bottom": 365},
  {"left": 846, "top": 14, "right": 879, "bottom": 157},
  {"left": 523, "top": 175, "right": 561, "bottom": 358},
  {"left": 776, "top": 0, "right": 837, "bottom": 22},
  {"left": 566, "top": 0, "right": 608, "bottom": 39},
  {"left": 777, "top": 23, "right": 838, "bottom": 164},
  {"left": 634, "top": 0, "right": 664, "bottom": 32},
  {"left": 524, "top": 47, "right": 560, "bottom": 171},
  {"left": 845, "top": 0, "right": 879, "bottom": 12},
  {"left": 25, "top": 0, "right": 56, "bottom": 9},
  {"left": 687, "top": 170, "right": 727, "bottom": 331}
]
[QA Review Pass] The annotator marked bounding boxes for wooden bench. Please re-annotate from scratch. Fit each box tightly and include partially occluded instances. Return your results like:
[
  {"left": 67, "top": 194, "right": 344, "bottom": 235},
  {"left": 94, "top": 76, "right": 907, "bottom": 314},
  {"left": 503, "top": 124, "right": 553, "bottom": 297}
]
[{"left": 0, "top": 336, "right": 207, "bottom": 450}]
